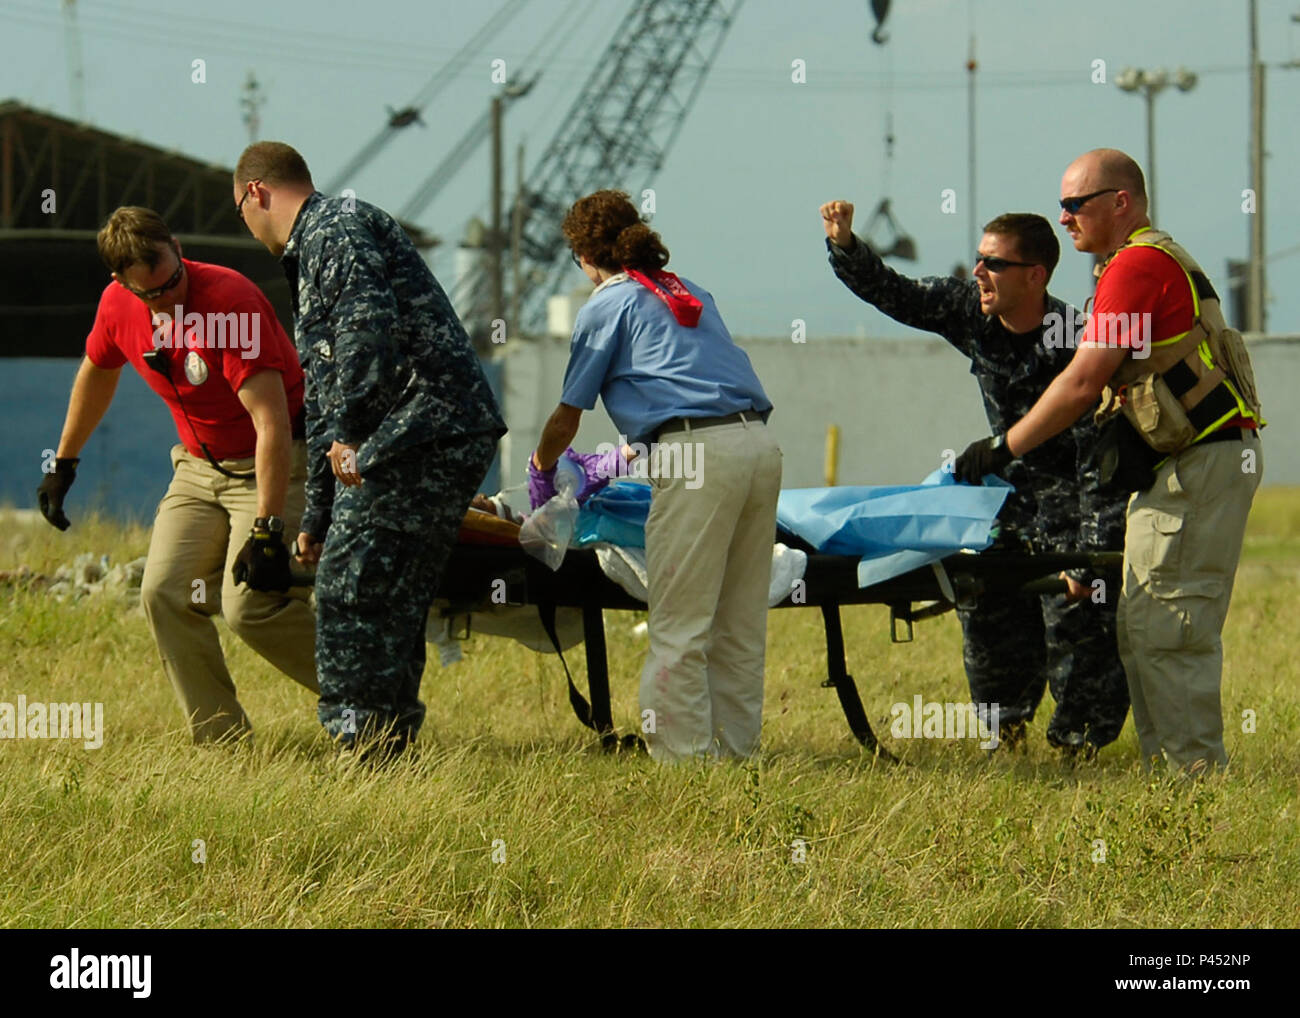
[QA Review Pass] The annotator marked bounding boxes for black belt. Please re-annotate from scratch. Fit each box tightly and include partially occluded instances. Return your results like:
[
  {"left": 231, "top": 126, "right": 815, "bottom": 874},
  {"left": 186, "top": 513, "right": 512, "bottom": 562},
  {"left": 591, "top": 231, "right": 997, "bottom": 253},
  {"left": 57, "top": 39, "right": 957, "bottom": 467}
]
[
  {"left": 1198, "top": 426, "right": 1250, "bottom": 446},
  {"left": 655, "top": 409, "right": 759, "bottom": 439}
]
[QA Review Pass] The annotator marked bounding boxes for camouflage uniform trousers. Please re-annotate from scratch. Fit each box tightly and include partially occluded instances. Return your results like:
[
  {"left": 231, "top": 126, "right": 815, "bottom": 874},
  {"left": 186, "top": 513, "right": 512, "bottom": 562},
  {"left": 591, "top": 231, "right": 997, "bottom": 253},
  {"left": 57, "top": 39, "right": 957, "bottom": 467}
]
[
  {"left": 958, "top": 585, "right": 1127, "bottom": 748},
  {"left": 958, "top": 479, "right": 1129, "bottom": 750},
  {"left": 1044, "top": 507, "right": 1129, "bottom": 751},
  {"left": 314, "top": 433, "right": 497, "bottom": 753}
]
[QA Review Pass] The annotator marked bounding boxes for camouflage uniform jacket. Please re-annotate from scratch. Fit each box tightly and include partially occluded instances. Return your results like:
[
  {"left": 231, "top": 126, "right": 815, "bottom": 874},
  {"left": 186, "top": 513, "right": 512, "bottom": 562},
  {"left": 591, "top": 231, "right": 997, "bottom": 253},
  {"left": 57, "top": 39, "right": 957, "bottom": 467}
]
[
  {"left": 828, "top": 234, "right": 1117, "bottom": 560},
  {"left": 281, "top": 192, "right": 506, "bottom": 538}
]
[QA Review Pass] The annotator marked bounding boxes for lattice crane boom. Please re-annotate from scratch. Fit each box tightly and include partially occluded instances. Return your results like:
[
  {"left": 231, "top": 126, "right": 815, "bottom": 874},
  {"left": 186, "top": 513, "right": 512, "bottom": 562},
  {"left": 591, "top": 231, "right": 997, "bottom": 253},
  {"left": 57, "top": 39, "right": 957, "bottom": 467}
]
[{"left": 512, "top": 0, "right": 743, "bottom": 333}]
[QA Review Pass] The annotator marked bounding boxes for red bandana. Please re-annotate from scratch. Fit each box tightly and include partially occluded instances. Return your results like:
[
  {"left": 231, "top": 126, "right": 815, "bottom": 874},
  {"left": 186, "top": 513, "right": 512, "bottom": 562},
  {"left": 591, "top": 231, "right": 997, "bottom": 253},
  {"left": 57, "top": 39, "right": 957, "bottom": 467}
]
[{"left": 624, "top": 268, "right": 703, "bottom": 328}]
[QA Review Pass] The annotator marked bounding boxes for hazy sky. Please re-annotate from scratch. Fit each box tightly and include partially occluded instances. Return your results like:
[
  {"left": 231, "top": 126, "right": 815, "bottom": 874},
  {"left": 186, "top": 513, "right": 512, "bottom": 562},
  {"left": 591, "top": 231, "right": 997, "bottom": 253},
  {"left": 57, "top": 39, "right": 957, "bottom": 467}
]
[{"left": 4, "top": 0, "right": 1298, "bottom": 337}]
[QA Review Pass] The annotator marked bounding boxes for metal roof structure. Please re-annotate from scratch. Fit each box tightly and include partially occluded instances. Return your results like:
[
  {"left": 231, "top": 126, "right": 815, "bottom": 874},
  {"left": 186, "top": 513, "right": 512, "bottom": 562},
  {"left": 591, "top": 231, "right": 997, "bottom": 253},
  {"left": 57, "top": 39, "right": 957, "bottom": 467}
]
[{"left": 0, "top": 101, "right": 433, "bottom": 357}]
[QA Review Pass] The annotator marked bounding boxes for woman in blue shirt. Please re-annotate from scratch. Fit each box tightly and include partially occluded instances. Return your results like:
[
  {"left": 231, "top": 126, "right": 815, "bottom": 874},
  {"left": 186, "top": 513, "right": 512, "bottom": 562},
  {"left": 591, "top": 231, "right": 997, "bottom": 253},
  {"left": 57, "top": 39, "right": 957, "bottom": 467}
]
[{"left": 531, "top": 190, "right": 782, "bottom": 762}]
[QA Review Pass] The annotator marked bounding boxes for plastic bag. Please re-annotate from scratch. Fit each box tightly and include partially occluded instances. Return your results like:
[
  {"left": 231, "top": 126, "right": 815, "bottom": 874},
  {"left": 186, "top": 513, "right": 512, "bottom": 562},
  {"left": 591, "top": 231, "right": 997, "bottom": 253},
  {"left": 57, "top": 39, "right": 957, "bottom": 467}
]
[{"left": 519, "top": 457, "right": 583, "bottom": 571}]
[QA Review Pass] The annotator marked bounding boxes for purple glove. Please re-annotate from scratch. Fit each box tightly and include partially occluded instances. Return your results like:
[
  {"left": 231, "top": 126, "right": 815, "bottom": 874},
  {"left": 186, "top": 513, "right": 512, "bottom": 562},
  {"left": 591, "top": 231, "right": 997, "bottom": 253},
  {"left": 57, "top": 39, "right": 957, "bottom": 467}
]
[
  {"left": 527, "top": 447, "right": 625, "bottom": 509},
  {"left": 527, "top": 453, "right": 559, "bottom": 509},
  {"left": 567, "top": 447, "right": 624, "bottom": 499}
]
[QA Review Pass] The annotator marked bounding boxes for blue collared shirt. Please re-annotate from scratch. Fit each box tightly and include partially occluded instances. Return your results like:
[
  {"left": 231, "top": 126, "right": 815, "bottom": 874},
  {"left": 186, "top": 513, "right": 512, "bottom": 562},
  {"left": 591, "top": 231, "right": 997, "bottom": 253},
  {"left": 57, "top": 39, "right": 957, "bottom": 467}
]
[{"left": 559, "top": 274, "right": 772, "bottom": 444}]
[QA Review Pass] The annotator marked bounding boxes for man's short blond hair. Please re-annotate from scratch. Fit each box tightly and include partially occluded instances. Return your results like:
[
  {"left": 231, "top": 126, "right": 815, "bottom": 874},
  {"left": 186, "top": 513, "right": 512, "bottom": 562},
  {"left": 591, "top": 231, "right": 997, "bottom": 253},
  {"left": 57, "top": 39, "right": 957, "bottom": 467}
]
[
  {"left": 234, "top": 141, "right": 314, "bottom": 189},
  {"left": 96, "top": 206, "right": 174, "bottom": 274}
]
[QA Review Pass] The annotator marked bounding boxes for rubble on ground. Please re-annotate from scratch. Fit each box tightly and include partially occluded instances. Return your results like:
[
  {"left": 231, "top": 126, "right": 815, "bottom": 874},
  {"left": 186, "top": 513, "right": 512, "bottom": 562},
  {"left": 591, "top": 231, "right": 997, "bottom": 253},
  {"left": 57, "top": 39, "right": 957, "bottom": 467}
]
[{"left": 0, "top": 552, "right": 147, "bottom": 606}]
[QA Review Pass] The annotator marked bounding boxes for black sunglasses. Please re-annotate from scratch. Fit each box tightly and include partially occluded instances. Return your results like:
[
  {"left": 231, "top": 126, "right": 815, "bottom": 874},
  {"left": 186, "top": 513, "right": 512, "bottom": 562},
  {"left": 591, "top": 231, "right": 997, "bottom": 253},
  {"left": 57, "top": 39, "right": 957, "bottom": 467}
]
[
  {"left": 976, "top": 254, "right": 1035, "bottom": 273},
  {"left": 1059, "top": 188, "right": 1118, "bottom": 214},
  {"left": 237, "top": 179, "right": 261, "bottom": 222},
  {"left": 123, "top": 244, "right": 184, "bottom": 300},
  {"left": 570, "top": 251, "right": 582, "bottom": 268}
]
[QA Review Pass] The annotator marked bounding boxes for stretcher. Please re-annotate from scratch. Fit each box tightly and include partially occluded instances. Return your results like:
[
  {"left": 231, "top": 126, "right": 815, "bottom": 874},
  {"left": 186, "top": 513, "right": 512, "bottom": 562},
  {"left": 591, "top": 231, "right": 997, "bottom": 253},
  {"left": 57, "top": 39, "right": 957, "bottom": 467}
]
[{"left": 431, "top": 524, "right": 1123, "bottom": 758}]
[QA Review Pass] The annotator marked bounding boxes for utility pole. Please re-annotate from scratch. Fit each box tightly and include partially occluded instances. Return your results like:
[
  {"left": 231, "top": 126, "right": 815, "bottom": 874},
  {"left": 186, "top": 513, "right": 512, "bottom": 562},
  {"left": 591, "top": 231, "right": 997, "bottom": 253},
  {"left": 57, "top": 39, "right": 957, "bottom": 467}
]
[
  {"left": 967, "top": 32, "right": 976, "bottom": 254},
  {"left": 62, "top": 0, "right": 85, "bottom": 121},
  {"left": 490, "top": 95, "right": 504, "bottom": 332},
  {"left": 1248, "top": 0, "right": 1266, "bottom": 332},
  {"left": 511, "top": 141, "right": 524, "bottom": 339},
  {"left": 240, "top": 72, "right": 266, "bottom": 145}
]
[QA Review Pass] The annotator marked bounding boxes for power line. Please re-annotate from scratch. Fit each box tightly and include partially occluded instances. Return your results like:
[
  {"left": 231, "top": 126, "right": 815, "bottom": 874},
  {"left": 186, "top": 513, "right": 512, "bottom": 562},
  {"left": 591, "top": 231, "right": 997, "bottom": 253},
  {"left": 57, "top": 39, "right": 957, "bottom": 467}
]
[
  {"left": 324, "top": 0, "right": 530, "bottom": 193},
  {"left": 2, "top": 0, "right": 472, "bottom": 66},
  {"left": 0, "top": 1, "right": 458, "bottom": 72},
  {"left": 517, "top": 0, "right": 605, "bottom": 144},
  {"left": 5, "top": 1, "right": 1279, "bottom": 93},
  {"left": 396, "top": 0, "right": 597, "bottom": 223}
]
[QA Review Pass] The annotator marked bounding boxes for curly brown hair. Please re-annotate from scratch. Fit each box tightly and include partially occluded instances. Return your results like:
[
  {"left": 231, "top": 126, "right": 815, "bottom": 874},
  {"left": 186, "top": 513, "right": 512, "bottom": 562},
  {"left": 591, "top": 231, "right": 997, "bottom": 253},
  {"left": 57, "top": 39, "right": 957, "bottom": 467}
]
[{"left": 562, "top": 190, "right": 669, "bottom": 273}]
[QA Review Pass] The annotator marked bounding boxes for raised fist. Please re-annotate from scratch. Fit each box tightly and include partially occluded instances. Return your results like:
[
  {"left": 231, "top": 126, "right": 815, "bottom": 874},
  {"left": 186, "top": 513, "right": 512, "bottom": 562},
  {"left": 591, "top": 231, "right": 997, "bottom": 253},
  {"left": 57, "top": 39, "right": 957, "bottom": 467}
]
[{"left": 819, "top": 200, "right": 855, "bottom": 248}]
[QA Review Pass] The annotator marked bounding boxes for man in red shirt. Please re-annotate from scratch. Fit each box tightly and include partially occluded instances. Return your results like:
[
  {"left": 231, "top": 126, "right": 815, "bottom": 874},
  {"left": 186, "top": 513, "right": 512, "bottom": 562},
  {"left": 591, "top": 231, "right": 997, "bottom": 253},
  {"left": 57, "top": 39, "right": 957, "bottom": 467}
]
[
  {"left": 954, "top": 149, "right": 1263, "bottom": 774},
  {"left": 37, "top": 206, "right": 318, "bottom": 743}
]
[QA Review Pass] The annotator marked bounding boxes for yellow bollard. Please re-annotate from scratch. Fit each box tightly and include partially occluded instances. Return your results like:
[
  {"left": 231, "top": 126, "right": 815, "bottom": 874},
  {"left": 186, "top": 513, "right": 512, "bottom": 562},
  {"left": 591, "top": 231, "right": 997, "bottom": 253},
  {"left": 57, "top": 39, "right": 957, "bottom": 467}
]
[{"left": 825, "top": 424, "right": 840, "bottom": 487}]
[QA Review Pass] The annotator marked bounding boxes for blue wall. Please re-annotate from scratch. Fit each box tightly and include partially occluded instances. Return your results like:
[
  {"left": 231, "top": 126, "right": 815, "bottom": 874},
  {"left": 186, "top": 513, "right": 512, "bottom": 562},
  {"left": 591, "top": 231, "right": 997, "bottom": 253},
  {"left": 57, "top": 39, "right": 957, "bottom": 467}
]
[{"left": 5, "top": 358, "right": 504, "bottom": 522}]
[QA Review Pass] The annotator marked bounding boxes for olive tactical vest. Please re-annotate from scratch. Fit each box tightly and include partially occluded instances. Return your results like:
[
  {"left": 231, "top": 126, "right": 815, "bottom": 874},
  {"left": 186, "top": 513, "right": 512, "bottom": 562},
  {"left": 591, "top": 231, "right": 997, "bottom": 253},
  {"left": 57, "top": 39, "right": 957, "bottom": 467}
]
[{"left": 1095, "top": 228, "right": 1263, "bottom": 455}]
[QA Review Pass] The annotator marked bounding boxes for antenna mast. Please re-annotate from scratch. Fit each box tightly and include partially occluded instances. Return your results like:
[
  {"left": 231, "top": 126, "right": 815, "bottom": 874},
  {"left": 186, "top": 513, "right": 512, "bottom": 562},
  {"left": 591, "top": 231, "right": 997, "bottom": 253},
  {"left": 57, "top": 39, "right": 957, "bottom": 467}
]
[
  {"left": 240, "top": 72, "right": 266, "bottom": 145},
  {"left": 62, "top": 0, "right": 86, "bottom": 121}
]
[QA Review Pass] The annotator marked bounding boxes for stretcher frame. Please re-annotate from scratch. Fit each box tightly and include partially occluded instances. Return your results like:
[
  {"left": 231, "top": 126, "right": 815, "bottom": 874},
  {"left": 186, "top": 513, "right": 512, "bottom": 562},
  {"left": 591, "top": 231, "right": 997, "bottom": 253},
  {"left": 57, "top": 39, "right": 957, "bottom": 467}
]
[{"left": 431, "top": 543, "right": 1124, "bottom": 758}]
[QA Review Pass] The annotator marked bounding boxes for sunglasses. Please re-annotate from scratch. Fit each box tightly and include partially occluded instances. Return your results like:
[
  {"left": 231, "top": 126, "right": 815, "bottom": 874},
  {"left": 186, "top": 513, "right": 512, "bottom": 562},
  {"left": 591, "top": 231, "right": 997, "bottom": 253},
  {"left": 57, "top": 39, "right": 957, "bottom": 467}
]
[
  {"left": 123, "top": 244, "right": 184, "bottom": 300},
  {"left": 237, "top": 179, "right": 262, "bottom": 222},
  {"left": 1059, "top": 188, "right": 1118, "bottom": 214},
  {"left": 570, "top": 251, "right": 582, "bottom": 268},
  {"left": 975, "top": 254, "right": 1035, "bottom": 273}
]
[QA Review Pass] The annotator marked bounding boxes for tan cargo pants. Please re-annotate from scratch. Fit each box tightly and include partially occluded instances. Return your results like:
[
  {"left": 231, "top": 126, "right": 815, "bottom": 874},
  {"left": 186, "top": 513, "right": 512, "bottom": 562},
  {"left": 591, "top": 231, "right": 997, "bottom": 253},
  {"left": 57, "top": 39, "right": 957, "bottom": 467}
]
[
  {"left": 639, "top": 417, "right": 783, "bottom": 762},
  {"left": 1117, "top": 432, "right": 1262, "bottom": 772},
  {"left": 139, "top": 442, "right": 318, "bottom": 742}
]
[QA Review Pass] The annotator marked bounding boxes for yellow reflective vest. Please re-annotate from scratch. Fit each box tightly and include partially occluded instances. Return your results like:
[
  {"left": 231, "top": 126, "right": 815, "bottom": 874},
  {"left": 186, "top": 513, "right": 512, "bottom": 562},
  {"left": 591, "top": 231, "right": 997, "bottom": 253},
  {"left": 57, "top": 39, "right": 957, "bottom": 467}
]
[{"left": 1095, "top": 227, "right": 1263, "bottom": 455}]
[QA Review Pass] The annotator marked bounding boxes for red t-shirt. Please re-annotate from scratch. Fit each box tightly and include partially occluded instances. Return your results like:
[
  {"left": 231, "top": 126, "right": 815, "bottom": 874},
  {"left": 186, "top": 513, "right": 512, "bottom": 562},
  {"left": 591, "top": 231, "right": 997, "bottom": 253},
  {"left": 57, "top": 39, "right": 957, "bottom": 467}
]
[
  {"left": 1086, "top": 239, "right": 1254, "bottom": 431},
  {"left": 86, "top": 260, "right": 305, "bottom": 460}
]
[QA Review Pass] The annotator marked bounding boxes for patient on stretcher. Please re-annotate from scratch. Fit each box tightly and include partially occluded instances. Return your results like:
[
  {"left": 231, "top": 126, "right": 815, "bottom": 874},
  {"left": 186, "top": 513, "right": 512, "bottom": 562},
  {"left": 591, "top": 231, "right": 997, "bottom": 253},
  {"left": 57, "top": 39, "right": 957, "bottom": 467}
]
[{"left": 437, "top": 448, "right": 1013, "bottom": 664}]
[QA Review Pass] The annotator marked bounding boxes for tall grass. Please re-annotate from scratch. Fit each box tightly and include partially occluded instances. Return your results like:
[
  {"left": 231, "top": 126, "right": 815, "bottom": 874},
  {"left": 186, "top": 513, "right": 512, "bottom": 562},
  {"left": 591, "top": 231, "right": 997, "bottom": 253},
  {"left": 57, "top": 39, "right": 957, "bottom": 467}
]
[{"left": 1, "top": 492, "right": 1297, "bottom": 928}]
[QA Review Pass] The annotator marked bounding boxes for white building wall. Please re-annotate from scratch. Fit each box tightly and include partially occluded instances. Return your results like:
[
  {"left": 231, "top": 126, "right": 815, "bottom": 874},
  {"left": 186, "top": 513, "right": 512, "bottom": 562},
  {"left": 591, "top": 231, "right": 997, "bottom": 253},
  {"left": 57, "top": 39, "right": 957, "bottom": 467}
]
[{"left": 494, "top": 337, "right": 1298, "bottom": 491}]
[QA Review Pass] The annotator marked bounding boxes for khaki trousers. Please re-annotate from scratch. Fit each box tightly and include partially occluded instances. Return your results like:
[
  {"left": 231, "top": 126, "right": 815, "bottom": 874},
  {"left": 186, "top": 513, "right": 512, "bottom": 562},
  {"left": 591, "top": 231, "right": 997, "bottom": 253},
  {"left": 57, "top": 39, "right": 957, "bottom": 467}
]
[
  {"left": 1117, "top": 433, "right": 1261, "bottom": 772},
  {"left": 639, "top": 418, "right": 783, "bottom": 762},
  {"left": 140, "top": 442, "right": 318, "bottom": 742}
]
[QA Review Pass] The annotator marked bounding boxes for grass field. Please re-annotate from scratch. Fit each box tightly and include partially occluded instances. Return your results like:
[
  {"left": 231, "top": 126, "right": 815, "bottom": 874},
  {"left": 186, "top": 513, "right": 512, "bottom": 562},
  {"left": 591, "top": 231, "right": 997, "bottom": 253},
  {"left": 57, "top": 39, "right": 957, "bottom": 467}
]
[{"left": 1, "top": 491, "right": 1297, "bottom": 929}]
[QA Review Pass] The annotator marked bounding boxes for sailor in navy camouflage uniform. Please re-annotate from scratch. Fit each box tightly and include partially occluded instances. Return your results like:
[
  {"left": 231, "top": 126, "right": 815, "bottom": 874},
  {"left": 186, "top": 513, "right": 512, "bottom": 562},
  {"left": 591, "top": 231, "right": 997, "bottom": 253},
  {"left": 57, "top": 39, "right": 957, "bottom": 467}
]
[
  {"left": 235, "top": 142, "right": 505, "bottom": 759},
  {"left": 821, "top": 203, "right": 1127, "bottom": 756}
]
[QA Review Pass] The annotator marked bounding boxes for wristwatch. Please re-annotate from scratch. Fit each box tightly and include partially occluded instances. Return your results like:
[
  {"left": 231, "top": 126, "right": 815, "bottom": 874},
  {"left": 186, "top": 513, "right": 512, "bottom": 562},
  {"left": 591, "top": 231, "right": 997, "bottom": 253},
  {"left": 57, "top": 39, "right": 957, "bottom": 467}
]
[{"left": 253, "top": 516, "right": 285, "bottom": 535}]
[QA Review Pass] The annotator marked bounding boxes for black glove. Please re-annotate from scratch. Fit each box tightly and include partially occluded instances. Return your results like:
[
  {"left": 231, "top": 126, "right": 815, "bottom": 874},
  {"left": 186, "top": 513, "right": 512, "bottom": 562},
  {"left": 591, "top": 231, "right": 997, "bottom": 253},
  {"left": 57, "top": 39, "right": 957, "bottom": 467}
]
[
  {"left": 955, "top": 435, "right": 1014, "bottom": 485},
  {"left": 231, "top": 529, "right": 292, "bottom": 592},
  {"left": 37, "top": 457, "right": 79, "bottom": 531}
]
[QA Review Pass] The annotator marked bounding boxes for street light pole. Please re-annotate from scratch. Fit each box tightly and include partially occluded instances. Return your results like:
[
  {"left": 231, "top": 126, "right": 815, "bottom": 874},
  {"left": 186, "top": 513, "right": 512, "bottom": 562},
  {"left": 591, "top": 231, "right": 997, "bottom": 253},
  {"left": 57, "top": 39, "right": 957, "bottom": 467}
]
[
  {"left": 1116, "top": 66, "right": 1197, "bottom": 227},
  {"left": 1144, "top": 86, "right": 1156, "bottom": 223}
]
